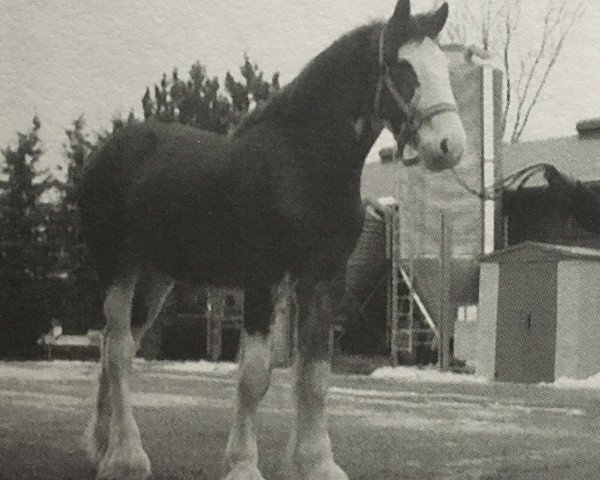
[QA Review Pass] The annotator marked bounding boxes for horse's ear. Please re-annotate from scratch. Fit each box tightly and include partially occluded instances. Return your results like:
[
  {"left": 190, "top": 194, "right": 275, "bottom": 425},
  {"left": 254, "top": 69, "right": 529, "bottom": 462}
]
[
  {"left": 419, "top": 2, "right": 449, "bottom": 38},
  {"left": 384, "top": 0, "right": 412, "bottom": 62},
  {"left": 389, "top": 0, "right": 411, "bottom": 31}
]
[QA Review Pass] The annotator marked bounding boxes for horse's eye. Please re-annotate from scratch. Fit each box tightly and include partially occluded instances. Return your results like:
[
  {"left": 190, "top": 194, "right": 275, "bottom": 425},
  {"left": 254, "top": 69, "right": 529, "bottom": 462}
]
[
  {"left": 393, "top": 60, "right": 419, "bottom": 90},
  {"left": 397, "top": 59, "right": 412, "bottom": 70}
]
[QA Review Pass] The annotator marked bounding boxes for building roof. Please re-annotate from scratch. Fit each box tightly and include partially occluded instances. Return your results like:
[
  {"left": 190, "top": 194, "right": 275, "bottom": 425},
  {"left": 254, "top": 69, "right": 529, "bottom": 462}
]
[
  {"left": 481, "top": 241, "right": 600, "bottom": 263},
  {"left": 501, "top": 134, "right": 600, "bottom": 183},
  {"left": 362, "top": 129, "right": 600, "bottom": 201}
]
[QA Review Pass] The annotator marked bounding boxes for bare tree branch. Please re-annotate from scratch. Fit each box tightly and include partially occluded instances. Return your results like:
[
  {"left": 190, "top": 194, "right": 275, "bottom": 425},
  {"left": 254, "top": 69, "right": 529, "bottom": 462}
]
[
  {"left": 509, "top": 5, "right": 556, "bottom": 142},
  {"left": 500, "top": 18, "right": 512, "bottom": 138},
  {"left": 445, "top": 0, "right": 586, "bottom": 143},
  {"left": 513, "top": 0, "right": 586, "bottom": 141},
  {"left": 500, "top": 0, "right": 521, "bottom": 139}
]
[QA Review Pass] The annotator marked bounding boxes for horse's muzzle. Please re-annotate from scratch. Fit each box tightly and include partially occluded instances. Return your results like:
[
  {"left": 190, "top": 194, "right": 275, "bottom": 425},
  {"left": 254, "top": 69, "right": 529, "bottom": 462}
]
[{"left": 418, "top": 114, "right": 466, "bottom": 172}]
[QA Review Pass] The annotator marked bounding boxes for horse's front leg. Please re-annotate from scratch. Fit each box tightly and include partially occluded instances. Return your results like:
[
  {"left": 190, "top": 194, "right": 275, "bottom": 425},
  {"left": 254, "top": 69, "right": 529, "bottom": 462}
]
[
  {"left": 283, "top": 277, "right": 348, "bottom": 480},
  {"left": 224, "top": 285, "right": 275, "bottom": 480}
]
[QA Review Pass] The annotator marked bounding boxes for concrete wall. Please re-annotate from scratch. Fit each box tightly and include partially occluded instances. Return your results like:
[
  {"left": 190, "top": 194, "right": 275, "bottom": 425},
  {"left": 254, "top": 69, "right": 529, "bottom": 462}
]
[
  {"left": 475, "top": 262, "right": 500, "bottom": 379},
  {"left": 555, "top": 261, "right": 600, "bottom": 379}
]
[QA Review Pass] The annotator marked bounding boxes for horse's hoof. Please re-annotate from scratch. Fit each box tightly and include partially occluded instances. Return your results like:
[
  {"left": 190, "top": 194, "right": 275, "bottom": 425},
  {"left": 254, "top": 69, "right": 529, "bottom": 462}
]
[
  {"left": 301, "top": 461, "right": 349, "bottom": 480},
  {"left": 223, "top": 463, "right": 266, "bottom": 480},
  {"left": 96, "top": 444, "right": 151, "bottom": 480}
]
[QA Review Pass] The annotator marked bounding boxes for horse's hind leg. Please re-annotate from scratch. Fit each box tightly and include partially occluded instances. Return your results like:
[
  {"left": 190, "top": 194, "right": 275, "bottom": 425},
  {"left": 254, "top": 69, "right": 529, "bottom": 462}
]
[
  {"left": 129, "top": 267, "right": 174, "bottom": 350},
  {"left": 87, "top": 267, "right": 172, "bottom": 480},
  {"left": 224, "top": 284, "right": 276, "bottom": 480},
  {"left": 283, "top": 276, "right": 348, "bottom": 480}
]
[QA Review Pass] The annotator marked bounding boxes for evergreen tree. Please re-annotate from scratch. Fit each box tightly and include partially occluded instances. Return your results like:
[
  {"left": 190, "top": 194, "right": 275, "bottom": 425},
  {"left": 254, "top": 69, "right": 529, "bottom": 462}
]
[
  {"left": 143, "top": 56, "right": 280, "bottom": 133},
  {"left": 58, "top": 116, "right": 104, "bottom": 332},
  {"left": 0, "top": 117, "right": 55, "bottom": 358},
  {"left": 0, "top": 116, "right": 51, "bottom": 283}
]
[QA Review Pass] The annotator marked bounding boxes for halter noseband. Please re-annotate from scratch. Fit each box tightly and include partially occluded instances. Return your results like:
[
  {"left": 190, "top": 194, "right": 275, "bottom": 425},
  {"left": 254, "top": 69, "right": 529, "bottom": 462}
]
[{"left": 373, "top": 32, "right": 458, "bottom": 146}]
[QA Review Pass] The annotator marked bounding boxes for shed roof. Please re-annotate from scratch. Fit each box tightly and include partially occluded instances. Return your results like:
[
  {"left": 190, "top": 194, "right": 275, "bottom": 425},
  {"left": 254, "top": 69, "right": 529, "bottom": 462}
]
[
  {"left": 362, "top": 131, "right": 600, "bottom": 202},
  {"left": 501, "top": 134, "right": 600, "bottom": 183},
  {"left": 481, "top": 241, "right": 600, "bottom": 264}
]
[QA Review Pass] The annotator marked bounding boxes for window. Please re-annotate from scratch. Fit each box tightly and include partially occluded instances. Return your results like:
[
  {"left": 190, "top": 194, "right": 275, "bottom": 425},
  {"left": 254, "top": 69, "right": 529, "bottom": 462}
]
[{"left": 457, "top": 305, "right": 478, "bottom": 323}]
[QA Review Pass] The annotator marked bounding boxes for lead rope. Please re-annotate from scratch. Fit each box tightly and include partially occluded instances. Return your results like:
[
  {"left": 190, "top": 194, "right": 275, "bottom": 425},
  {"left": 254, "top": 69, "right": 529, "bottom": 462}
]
[{"left": 451, "top": 163, "right": 553, "bottom": 201}]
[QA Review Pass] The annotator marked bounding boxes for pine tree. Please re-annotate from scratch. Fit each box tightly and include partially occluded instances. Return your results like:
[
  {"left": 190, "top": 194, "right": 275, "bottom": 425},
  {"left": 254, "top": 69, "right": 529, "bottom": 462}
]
[
  {"left": 143, "top": 56, "right": 280, "bottom": 133},
  {"left": 0, "top": 117, "right": 56, "bottom": 358},
  {"left": 0, "top": 116, "right": 50, "bottom": 283},
  {"left": 56, "top": 116, "right": 130, "bottom": 334}
]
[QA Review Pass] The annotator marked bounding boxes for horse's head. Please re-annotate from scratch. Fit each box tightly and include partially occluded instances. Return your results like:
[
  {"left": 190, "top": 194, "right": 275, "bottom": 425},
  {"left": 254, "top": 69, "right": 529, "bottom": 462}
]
[{"left": 376, "top": 0, "right": 466, "bottom": 172}]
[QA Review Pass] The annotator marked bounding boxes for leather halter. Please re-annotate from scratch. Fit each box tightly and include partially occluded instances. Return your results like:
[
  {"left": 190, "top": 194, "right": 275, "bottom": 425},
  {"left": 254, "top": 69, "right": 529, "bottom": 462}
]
[{"left": 373, "top": 32, "right": 458, "bottom": 146}]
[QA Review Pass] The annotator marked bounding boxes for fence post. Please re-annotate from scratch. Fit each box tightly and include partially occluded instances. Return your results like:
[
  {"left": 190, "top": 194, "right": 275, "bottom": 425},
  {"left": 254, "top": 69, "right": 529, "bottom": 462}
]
[
  {"left": 386, "top": 205, "right": 400, "bottom": 367},
  {"left": 438, "top": 211, "right": 454, "bottom": 371}
]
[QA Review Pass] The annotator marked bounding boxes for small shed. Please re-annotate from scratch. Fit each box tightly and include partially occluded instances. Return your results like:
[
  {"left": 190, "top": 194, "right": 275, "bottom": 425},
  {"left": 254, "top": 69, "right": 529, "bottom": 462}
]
[{"left": 476, "top": 241, "right": 600, "bottom": 383}]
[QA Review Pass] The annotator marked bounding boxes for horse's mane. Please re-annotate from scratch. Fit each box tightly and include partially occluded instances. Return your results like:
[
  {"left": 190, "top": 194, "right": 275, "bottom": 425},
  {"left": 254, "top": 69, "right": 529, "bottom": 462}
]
[{"left": 233, "top": 21, "right": 384, "bottom": 136}]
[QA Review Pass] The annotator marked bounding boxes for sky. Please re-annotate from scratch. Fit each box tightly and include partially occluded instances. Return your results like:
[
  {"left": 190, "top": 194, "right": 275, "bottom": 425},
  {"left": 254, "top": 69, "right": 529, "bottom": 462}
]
[{"left": 1, "top": 0, "right": 600, "bottom": 172}]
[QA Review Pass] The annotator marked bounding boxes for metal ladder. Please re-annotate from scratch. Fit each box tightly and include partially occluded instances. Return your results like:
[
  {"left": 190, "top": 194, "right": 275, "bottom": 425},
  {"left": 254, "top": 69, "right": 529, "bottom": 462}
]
[{"left": 384, "top": 202, "right": 439, "bottom": 365}]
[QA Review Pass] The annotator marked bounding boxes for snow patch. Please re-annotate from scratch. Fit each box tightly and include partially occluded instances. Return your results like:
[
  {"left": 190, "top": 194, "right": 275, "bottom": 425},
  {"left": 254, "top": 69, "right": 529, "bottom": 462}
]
[
  {"left": 547, "top": 371, "right": 600, "bottom": 390},
  {"left": 158, "top": 361, "right": 238, "bottom": 375},
  {"left": 0, "top": 389, "right": 84, "bottom": 413},
  {"left": 131, "top": 392, "right": 204, "bottom": 408},
  {"left": 371, "top": 366, "right": 489, "bottom": 384},
  {"left": 357, "top": 409, "right": 528, "bottom": 435},
  {"left": 0, "top": 361, "right": 95, "bottom": 382}
]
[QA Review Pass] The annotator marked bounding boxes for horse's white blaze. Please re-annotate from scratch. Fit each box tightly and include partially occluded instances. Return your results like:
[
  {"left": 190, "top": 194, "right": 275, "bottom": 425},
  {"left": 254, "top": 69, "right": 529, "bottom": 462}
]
[
  {"left": 398, "top": 38, "right": 455, "bottom": 112},
  {"left": 225, "top": 333, "right": 272, "bottom": 474},
  {"left": 398, "top": 37, "right": 466, "bottom": 168}
]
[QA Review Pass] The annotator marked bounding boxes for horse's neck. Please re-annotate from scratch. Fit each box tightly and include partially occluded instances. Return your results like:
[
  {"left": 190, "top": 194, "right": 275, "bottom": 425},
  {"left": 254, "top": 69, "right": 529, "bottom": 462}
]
[{"left": 288, "top": 29, "right": 383, "bottom": 171}]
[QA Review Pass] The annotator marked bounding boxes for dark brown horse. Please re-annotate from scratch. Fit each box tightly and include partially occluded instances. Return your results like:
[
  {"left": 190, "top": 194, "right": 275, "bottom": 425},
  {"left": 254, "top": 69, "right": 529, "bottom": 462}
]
[{"left": 79, "top": 1, "right": 465, "bottom": 479}]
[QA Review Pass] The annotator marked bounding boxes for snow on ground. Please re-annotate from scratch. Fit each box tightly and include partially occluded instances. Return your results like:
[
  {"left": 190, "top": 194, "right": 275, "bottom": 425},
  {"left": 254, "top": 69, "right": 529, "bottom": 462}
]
[
  {"left": 157, "top": 360, "right": 238, "bottom": 375},
  {"left": 3, "top": 360, "right": 600, "bottom": 392},
  {"left": 0, "top": 361, "right": 96, "bottom": 382},
  {"left": 547, "top": 372, "right": 600, "bottom": 390},
  {"left": 371, "top": 365, "right": 489, "bottom": 384},
  {"left": 372, "top": 364, "right": 600, "bottom": 391},
  {"left": 0, "top": 360, "right": 239, "bottom": 382}
]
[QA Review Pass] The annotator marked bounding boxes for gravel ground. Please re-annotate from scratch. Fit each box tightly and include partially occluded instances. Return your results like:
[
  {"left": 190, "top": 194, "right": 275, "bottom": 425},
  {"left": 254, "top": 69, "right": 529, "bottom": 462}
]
[{"left": 1, "top": 360, "right": 600, "bottom": 480}]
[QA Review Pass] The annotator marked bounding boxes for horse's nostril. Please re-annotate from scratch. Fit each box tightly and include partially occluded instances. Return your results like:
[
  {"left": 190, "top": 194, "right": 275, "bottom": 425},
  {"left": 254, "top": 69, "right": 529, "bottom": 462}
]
[{"left": 440, "top": 138, "right": 449, "bottom": 154}]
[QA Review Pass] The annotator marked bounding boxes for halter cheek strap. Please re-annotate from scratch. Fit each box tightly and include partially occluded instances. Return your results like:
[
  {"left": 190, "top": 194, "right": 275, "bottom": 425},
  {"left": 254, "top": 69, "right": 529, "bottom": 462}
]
[{"left": 374, "top": 32, "right": 458, "bottom": 142}]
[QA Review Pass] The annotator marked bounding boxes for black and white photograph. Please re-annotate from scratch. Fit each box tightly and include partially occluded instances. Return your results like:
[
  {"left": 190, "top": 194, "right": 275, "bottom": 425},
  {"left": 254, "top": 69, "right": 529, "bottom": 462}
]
[{"left": 1, "top": 0, "right": 600, "bottom": 478}]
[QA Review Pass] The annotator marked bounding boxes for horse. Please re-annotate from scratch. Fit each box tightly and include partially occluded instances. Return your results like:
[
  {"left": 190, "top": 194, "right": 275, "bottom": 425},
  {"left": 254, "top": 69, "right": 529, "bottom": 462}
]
[{"left": 78, "top": 1, "right": 466, "bottom": 479}]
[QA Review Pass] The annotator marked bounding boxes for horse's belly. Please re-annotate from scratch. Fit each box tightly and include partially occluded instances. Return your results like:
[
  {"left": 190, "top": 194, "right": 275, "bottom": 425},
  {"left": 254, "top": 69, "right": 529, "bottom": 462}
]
[
  {"left": 131, "top": 205, "right": 286, "bottom": 286},
  {"left": 139, "top": 218, "right": 245, "bottom": 284}
]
